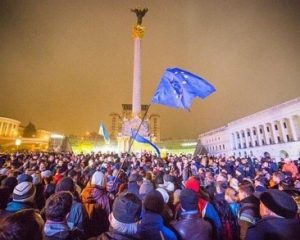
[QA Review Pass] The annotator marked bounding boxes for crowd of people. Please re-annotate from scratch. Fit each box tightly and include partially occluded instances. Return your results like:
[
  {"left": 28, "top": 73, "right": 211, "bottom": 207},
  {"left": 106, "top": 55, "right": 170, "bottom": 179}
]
[{"left": 0, "top": 150, "right": 299, "bottom": 240}]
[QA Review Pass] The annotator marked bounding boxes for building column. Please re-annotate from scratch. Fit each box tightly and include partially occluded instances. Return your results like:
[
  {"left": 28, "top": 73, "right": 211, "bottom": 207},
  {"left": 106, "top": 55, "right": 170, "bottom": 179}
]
[
  {"left": 270, "top": 122, "right": 278, "bottom": 144},
  {"left": 256, "top": 126, "right": 262, "bottom": 146},
  {"left": 233, "top": 132, "right": 238, "bottom": 149},
  {"left": 263, "top": 124, "right": 270, "bottom": 145},
  {"left": 288, "top": 116, "right": 298, "bottom": 141},
  {"left": 279, "top": 119, "right": 288, "bottom": 142},
  {"left": 250, "top": 127, "right": 255, "bottom": 147},
  {"left": 4, "top": 123, "right": 10, "bottom": 136},
  {"left": 0, "top": 121, "right": 3, "bottom": 135},
  {"left": 244, "top": 129, "right": 249, "bottom": 148}
]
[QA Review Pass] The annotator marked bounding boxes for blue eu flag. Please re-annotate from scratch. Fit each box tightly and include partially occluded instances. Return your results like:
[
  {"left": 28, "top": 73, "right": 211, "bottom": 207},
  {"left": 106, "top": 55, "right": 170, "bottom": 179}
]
[
  {"left": 151, "top": 68, "right": 216, "bottom": 110},
  {"left": 131, "top": 129, "right": 160, "bottom": 157}
]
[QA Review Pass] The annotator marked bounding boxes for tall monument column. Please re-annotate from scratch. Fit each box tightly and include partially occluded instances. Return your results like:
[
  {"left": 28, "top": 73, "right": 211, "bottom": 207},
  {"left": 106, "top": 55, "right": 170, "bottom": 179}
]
[{"left": 131, "top": 7, "right": 148, "bottom": 118}]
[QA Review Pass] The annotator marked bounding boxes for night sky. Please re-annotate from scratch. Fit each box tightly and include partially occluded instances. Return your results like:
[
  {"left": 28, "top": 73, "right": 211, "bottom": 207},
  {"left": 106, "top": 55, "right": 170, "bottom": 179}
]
[{"left": 1, "top": 1, "right": 300, "bottom": 140}]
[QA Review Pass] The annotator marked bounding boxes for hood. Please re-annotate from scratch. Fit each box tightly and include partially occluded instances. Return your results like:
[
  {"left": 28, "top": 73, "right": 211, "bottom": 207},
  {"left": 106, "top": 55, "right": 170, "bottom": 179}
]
[
  {"left": 81, "top": 185, "right": 106, "bottom": 203},
  {"left": 6, "top": 201, "right": 33, "bottom": 213},
  {"left": 138, "top": 211, "right": 163, "bottom": 232},
  {"left": 44, "top": 222, "right": 70, "bottom": 238}
]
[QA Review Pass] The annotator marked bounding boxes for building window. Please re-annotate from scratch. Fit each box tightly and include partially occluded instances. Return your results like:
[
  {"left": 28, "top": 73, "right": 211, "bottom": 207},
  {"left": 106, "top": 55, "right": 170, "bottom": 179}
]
[
  {"left": 242, "top": 133, "right": 245, "bottom": 138},
  {"left": 253, "top": 130, "right": 256, "bottom": 135},
  {"left": 267, "top": 127, "right": 269, "bottom": 132},
  {"left": 269, "top": 138, "right": 272, "bottom": 144},
  {"left": 275, "top": 124, "right": 278, "bottom": 130},
  {"left": 287, "top": 135, "right": 290, "bottom": 141},
  {"left": 237, "top": 134, "right": 240, "bottom": 139},
  {"left": 223, "top": 144, "right": 225, "bottom": 150},
  {"left": 277, "top": 136, "right": 281, "bottom": 142},
  {"left": 283, "top": 122, "right": 287, "bottom": 128},
  {"left": 255, "top": 140, "right": 258, "bottom": 146},
  {"left": 219, "top": 145, "right": 221, "bottom": 150},
  {"left": 260, "top": 128, "right": 263, "bottom": 134},
  {"left": 247, "top": 132, "right": 250, "bottom": 137},
  {"left": 262, "top": 139, "right": 265, "bottom": 145}
]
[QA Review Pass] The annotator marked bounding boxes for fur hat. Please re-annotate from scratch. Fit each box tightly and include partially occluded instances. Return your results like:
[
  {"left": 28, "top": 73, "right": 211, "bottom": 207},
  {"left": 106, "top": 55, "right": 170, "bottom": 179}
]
[
  {"left": 156, "top": 187, "right": 169, "bottom": 203},
  {"left": 13, "top": 181, "right": 36, "bottom": 203},
  {"left": 91, "top": 171, "right": 106, "bottom": 187},
  {"left": 180, "top": 188, "right": 198, "bottom": 211},
  {"left": 144, "top": 190, "right": 165, "bottom": 214},
  {"left": 185, "top": 177, "right": 200, "bottom": 193},
  {"left": 113, "top": 193, "right": 142, "bottom": 223},
  {"left": 260, "top": 189, "right": 298, "bottom": 218}
]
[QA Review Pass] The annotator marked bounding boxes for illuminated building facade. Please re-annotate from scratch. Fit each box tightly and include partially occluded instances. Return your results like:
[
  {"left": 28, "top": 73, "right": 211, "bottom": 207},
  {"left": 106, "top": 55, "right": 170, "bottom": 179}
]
[
  {"left": 0, "top": 117, "right": 21, "bottom": 138},
  {"left": 198, "top": 97, "right": 300, "bottom": 160}
]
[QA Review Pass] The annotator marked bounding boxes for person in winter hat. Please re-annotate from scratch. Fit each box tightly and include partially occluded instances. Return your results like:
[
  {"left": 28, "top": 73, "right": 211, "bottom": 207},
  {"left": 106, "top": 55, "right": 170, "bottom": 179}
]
[
  {"left": 81, "top": 171, "right": 110, "bottom": 239},
  {"left": 55, "top": 177, "right": 88, "bottom": 233},
  {"left": 5, "top": 181, "right": 36, "bottom": 214},
  {"left": 245, "top": 189, "right": 300, "bottom": 240},
  {"left": 89, "top": 192, "right": 142, "bottom": 240},
  {"left": 172, "top": 189, "right": 212, "bottom": 240},
  {"left": 137, "top": 190, "right": 177, "bottom": 240}
]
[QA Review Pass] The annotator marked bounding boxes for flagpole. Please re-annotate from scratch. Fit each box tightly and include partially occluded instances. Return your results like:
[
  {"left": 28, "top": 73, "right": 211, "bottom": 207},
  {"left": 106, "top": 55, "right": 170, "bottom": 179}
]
[{"left": 111, "top": 103, "right": 152, "bottom": 186}]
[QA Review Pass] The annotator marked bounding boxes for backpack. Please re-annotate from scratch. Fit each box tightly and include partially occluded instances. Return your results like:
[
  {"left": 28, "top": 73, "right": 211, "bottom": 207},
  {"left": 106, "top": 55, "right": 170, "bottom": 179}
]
[{"left": 213, "top": 198, "right": 237, "bottom": 240}]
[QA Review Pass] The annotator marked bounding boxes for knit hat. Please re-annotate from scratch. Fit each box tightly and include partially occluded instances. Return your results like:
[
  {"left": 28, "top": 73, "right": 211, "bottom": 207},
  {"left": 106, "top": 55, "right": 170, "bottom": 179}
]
[
  {"left": 185, "top": 177, "right": 200, "bottom": 193},
  {"left": 156, "top": 187, "right": 169, "bottom": 203},
  {"left": 260, "top": 189, "right": 298, "bottom": 218},
  {"left": 112, "top": 193, "right": 142, "bottom": 223},
  {"left": 164, "top": 181, "right": 175, "bottom": 192},
  {"left": 17, "top": 174, "right": 33, "bottom": 183},
  {"left": 139, "top": 180, "right": 153, "bottom": 196},
  {"left": 180, "top": 188, "right": 198, "bottom": 211},
  {"left": 128, "top": 173, "right": 143, "bottom": 182},
  {"left": 144, "top": 190, "right": 165, "bottom": 214},
  {"left": 2, "top": 177, "right": 18, "bottom": 193},
  {"left": 163, "top": 174, "right": 173, "bottom": 183},
  {"left": 91, "top": 171, "right": 106, "bottom": 187},
  {"left": 31, "top": 173, "right": 41, "bottom": 185},
  {"left": 41, "top": 170, "right": 52, "bottom": 178},
  {"left": 13, "top": 181, "right": 36, "bottom": 203},
  {"left": 55, "top": 177, "right": 75, "bottom": 193}
]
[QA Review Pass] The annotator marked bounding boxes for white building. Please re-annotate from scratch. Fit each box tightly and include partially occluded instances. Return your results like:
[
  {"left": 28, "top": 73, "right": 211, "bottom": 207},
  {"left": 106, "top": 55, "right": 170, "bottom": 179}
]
[
  {"left": 198, "top": 97, "right": 300, "bottom": 161},
  {"left": 0, "top": 117, "right": 21, "bottom": 138}
]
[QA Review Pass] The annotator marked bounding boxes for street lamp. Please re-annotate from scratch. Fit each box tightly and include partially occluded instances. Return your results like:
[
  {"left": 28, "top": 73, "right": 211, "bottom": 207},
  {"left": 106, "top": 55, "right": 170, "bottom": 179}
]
[{"left": 15, "top": 139, "right": 21, "bottom": 151}]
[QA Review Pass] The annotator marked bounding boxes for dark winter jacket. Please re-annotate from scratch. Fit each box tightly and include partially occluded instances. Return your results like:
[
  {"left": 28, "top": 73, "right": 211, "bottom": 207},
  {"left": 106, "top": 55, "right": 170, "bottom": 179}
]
[
  {"left": 245, "top": 216, "right": 300, "bottom": 240},
  {"left": 172, "top": 210, "right": 212, "bottom": 240},
  {"left": 137, "top": 211, "right": 177, "bottom": 240}
]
